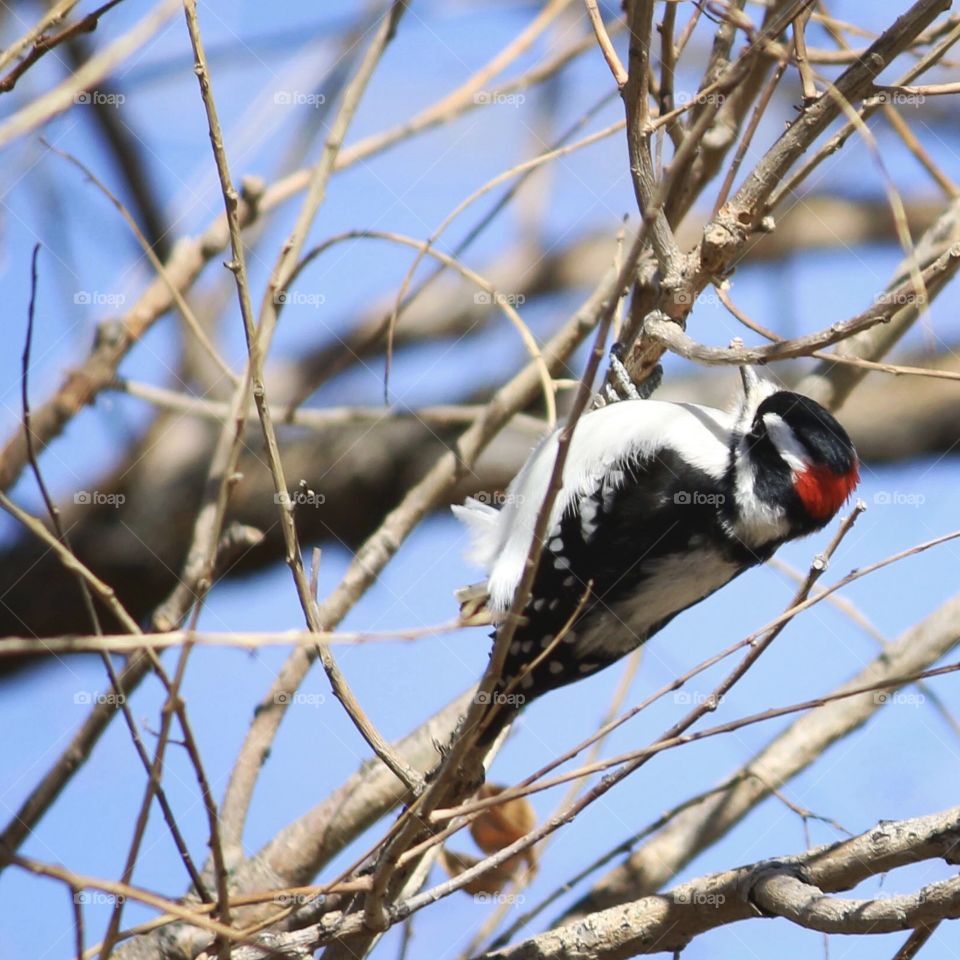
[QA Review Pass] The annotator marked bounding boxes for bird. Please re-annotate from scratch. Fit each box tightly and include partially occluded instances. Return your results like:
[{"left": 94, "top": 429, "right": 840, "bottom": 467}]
[{"left": 453, "top": 366, "right": 859, "bottom": 747}]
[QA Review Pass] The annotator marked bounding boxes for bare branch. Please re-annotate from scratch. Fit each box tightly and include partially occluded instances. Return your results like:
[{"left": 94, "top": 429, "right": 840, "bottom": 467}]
[
  {"left": 566, "top": 591, "right": 960, "bottom": 919},
  {"left": 0, "top": 0, "right": 179, "bottom": 148},
  {"left": 476, "top": 807, "right": 960, "bottom": 958}
]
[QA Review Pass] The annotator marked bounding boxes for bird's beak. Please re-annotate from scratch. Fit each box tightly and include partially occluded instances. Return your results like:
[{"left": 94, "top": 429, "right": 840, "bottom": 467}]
[{"left": 740, "top": 365, "right": 760, "bottom": 399}]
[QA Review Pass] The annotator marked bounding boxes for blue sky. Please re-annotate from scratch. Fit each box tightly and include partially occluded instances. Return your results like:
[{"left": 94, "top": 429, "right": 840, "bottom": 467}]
[{"left": 1, "top": 2, "right": 959, "bottom": 958}]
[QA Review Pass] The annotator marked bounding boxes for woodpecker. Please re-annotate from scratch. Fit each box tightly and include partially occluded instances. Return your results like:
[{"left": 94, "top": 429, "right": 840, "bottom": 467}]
[{"left": 453, "top": 367, "right": 859, "bottom": 745}]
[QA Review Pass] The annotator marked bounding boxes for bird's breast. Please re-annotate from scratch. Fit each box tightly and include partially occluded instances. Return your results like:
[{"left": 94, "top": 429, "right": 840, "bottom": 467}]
[{"left": 573, "top": 545, "right": 743, "bottom": 662}]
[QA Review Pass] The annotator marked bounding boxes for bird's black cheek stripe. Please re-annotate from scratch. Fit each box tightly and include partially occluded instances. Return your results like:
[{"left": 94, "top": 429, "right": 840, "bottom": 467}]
[
  {"left": 741, "top": 409, "right": 846, "bottom": 533},
  {"left": 722, "top": 429, "right": 797, "bottom": 525}
]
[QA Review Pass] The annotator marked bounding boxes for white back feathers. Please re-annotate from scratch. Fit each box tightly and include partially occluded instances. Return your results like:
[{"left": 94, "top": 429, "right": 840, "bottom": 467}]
[{"left": 454, "top": 398, "right": 739, "bottom": 612}]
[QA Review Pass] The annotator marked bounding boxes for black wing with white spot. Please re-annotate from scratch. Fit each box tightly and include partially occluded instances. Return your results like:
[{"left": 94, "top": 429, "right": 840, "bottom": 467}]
[{"left": 490, "top": 449, "right": 736, "bottom": 706}]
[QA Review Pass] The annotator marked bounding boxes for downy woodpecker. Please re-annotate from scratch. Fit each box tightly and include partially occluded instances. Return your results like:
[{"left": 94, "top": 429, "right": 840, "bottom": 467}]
[{"left": 454, "top": 368, "right": 859, "bottom": 745}]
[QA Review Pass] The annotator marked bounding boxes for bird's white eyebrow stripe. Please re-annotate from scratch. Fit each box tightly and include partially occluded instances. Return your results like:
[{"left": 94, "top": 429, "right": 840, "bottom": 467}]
[{"left": 763, "top": 412, "right": 809, "bottom": 473}]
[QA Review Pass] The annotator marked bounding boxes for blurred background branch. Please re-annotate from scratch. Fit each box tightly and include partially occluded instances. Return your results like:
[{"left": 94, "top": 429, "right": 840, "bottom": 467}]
[{"left": 1, "top": 1, "right": 959, "bottom": 958}]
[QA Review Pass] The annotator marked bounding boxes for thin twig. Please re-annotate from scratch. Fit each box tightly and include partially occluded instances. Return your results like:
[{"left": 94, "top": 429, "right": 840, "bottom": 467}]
[
  {"left": 0, "top": 0, "right": 180, "bottom": 149},
  {"left": 0, "top": 621, "right": 461, "bottom": 656},
  {"left": 187, "top": 0, "right": 425, "bottom": 861},
  {"left": 769, "top": 14, "right": 960, "bottom": 209},
  {"left": 435, "top": 504, "right": 867, "bottom": 824},
  {"left": 644, "top": 243, "right": 958, "bottom": 364},
  {"left": 19, "top": 246, "right": 214, "bottom": 948},
  {"left": 875, "top": 80, "right": 960, "bottom": 96},
  {"left": 712, "top": 58, "right": 788, "bottom": 215},
  {"left": 117, "top": 378, "right": 546, "bottom": 433},
  {"left": 399, "top": 657, "right": 960, "bottom": 902},
  {"left": 45, "top": 142, "right": 238, "bottom": 383},
  {"left": 384, "top": 117, "right": 625, "bottom": 416},
  {"left": 585, "top": 0, "right": 628, "bottom": 88},
  {"left": 0, "top": 0, "right": 126, "bottom": 93},
  {"left": 296, "top": 230, "right": 559, "bottom": 429},
  {"left": 893, "top": 923, "right": 941, "bottom": 960},
  {"left": 718, "top": 282, "right": 960, "bottom": 382},
  {"left": 70, "top": 883, "right": 85, "bottom": 960},
  {"left": 6, "top": 854, "right": 238, "bottom": 941},
  {"left": 0, "top": 0, "right": 80, "bottom": 73},
  {"left": 793, "top": 5, "right": 818, "bottom": 103}
]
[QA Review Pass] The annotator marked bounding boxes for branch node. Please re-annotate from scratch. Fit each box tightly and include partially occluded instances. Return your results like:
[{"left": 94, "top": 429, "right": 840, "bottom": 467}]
[
  {"left": 701, "top": 220, "right": 738, "bottom": 274},
  {"left": 93, "top": 319, "right": 125, "bottom": 350}
]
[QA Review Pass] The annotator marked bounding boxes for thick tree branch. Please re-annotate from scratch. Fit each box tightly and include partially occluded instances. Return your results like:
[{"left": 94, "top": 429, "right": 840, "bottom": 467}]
[{"left": 478, "top": 807, "right": 960, "bottom": 958}]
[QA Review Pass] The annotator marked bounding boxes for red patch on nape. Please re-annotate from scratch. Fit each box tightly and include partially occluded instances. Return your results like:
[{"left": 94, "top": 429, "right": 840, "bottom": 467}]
[{"left": 794, "top": 461, "right": 860, "bottom": 521}]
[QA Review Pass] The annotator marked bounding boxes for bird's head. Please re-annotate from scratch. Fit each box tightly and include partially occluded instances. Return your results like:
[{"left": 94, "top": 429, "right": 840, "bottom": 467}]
[{"left": 727, "top": 368, "right": 859, "bottom": 546}]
